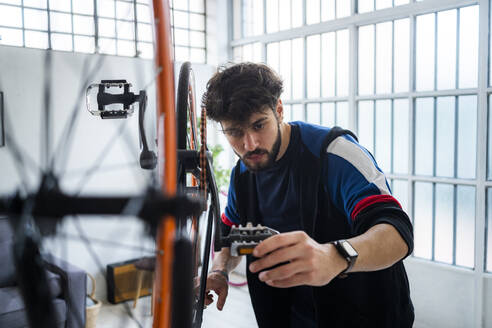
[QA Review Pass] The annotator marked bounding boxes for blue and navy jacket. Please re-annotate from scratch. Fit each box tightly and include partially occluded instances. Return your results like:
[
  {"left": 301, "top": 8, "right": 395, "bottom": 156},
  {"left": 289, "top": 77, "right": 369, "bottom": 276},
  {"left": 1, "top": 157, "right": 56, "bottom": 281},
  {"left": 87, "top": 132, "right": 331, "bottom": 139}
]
[{"left": 221, "top": 121, "right": 414, "bottom": 328}]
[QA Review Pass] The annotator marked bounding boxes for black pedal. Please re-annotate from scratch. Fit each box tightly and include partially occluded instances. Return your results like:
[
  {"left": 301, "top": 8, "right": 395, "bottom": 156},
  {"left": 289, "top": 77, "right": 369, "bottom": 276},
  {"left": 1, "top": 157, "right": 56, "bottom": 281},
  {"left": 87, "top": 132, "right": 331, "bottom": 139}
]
[{"left": 224, "top": 223, "right": 279, "bottom": 256}]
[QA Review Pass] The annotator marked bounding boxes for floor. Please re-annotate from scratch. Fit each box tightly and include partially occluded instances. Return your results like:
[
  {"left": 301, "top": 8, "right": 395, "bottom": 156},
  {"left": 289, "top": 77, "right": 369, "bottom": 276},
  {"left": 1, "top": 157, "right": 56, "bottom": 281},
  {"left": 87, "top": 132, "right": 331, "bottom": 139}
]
[{"left": 96, "top": 272, "right": 258, "bottom": 328}]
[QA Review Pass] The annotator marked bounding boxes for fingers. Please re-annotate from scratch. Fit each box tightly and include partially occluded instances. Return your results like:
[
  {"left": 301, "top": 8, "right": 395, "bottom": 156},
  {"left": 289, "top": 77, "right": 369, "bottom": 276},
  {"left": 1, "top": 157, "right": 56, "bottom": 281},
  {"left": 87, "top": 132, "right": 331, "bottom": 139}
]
[
  {"left": 257, "top": 260, "right": 307, "bottom": 283},
  {"left": 265, "top": 272, "right": 312, "bottom": 288},
  {"left": 249, "top": 242, "right": 303, "bottom": 273},
  {"left": 216, "top": 285, "right": 228, "bottom": 311},
  {"left": 253, "top": 231, "right": 308, "bottom": 258}
]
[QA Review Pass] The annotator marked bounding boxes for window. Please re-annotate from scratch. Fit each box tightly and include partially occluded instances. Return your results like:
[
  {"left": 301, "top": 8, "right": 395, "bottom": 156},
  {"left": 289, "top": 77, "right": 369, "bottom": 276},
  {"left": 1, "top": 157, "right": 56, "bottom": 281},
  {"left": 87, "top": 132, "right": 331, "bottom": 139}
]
[
  {"left": 233, "top": 1, "right": 487, "bottom": 271},
  {"left": 0, "top": 0, "right": 207, "bottom": 62}
]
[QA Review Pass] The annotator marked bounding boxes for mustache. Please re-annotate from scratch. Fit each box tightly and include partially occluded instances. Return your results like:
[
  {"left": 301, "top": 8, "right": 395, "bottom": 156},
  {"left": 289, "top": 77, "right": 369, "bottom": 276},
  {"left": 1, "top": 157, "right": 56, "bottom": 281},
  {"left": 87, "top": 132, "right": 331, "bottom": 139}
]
[{"left": 244, "top": 149, "right": 268, "bottom": 158}]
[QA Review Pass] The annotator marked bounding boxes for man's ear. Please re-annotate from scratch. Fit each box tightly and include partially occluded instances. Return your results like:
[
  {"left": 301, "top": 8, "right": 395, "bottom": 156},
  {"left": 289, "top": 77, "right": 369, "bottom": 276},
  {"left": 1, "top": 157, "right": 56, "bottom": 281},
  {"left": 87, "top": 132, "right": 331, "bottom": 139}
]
[{"left": 275, "top": 99, "right": 284, "bottom": 122}]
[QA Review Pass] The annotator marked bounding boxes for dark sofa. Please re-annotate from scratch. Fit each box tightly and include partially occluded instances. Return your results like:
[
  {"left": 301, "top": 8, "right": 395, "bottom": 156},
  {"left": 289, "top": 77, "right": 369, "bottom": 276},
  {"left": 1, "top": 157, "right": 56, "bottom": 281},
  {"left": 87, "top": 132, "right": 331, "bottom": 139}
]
[{"left": 0, "top": 217, "right": 86, "bottom": 328}]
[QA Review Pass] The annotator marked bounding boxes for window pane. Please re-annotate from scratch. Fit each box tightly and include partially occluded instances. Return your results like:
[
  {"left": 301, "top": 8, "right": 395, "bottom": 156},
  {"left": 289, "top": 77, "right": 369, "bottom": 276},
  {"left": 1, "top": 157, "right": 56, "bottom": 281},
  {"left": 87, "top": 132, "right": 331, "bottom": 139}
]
[
  {"left": 394, "top": 0, "right": 409, "bottom": 5},
  {"left": 376, "top": 0, "right": 392, "bottom": 10},
  {"left": 283, "top": 104, "right": 292, "bottom": 122},
  {"left": 279, "top": 0, "right": 291, "bottom": 30},
  {"left": 394, "top": 18, "right": 409, "bottom": 92},
  {"left": 358, "top": 0, "right": 374, "bottom": 14},
  {"left": 358, "top": 25, "right": 374, "bottom": 95},
  {"left": 306, "top": 0, "right": 320, "bottom": 25},
  {"left": 458, "top": 6, "right": 478, "bottom": 89},
  {"left": 137, "top": 23, "right": 153, "bottom": 42},
  {"left": 457, "top": 96, "right": 477, "bottom": 179},
  {"left": 116, "top": 1, "right": 134, "bottom": 20},
  {"left": 358, "top": 100, "right": 374, "bottom": 154},
  {"left": 24, "top": 0, "right": 46, "bottom": 8},
  {"left": 190, "top": 48, "right": 205, "bottom": 63},
  {"left": 336, "top": 29, "right": 349, "bottom": 96},
  {"left": 24, "top": 8, "right": 48, "bottom": 30},
  {"left": 189, "top": 0, "right": 205, "bottom": 13},
  {"left": 336, "top": 0, "right": 350, "bottom": 18},
  {"left": 0, "top": 27, "right": 22, "bottom": 46},
  {"left": 266, "top": 0, "right": 279, "bottom": 33},
  {"left": 392, "top": 179, "right": 408, "bottom": 213},
  {"left": 99, "top": 37, "right": 116, "bottom": 55},
  {"left": 416, "top": 13, "right": 435, "bottom": 91},
  {"left": 174, "top": 28, "right": 189, "bottom": 46},
  {"left": 456, "top": 185, "right": 475, "bottom": 268},
  {"left": 414, "top": 182, "right": 433, "bottom": 260},
  {"left": 74, "top": 15, "right": 95, "bottom": 36},
  {"left": 137, "top": 4, "right": 151, "bottom": 23},
  {"left": 173, "top": 0, "right": 188, "bottom": 10},
  {"left": 190, "top": 31, "right": 205, "bottom": 48},
  {"left": 25, "top": 31, "right": 48, "bottom": 49},
  {"left": 307, "top": 103, "right": 321, "bottom": 125},
  {"left": 233, "top": 0, "right": 241, "bottom": 39},
  {"left": 321, "top": 32, "right": 336, "bottom": 97},
  {"left": 321, "top": 0, "right": 335, "bottom": 22},
  {"left": 292, "top": 104, "right": 304, "bottom": 121},
  {"left": 190, "top": 13, "right": 205, "bottom": 30},
  {"left": 321, "top": 103, "right": 335, "bottom": 127},
  {"left": 487, "top": 189, "right": 492, "bottom": 272},
  {"left": 437, "top": 10, "right": 457, "bottom": 90},
  {"left": 73, "top": 0, "right": 93, "bottom": 15},
  {"left": 307, "top": 34, "right": 321, "bottom": 98},
  {"left": 0, "top": 5, "right": 22, "bottom": 28},
  {"left": 98, "top": 0, "right": 115, "bottom": 18},
  {"left": 415, "top": 98, "right": 434, "bottom": 176},
  {"left": 51, "top": 33, "right": 72, "bottom": 51},
  {"left": 375, "top": 100, "right": 392, "bottom": 172},
  {"left": 49, "top": 0, "right": 69, "bottom": 11},
  {"left": 393, "top": 99, "right": 408, "bottom": 174},
  {"left": 50, "top": 12, "right": 72, "bottom": 33},
  {"left": 242, "top": 43, "right": 253, "bottom": 61},
  {"left": 175, "top": 46, "right": 189, "bottom": 61},
  {"left": 252, "top": 42, "right": 262, "bottom": 62},
  {"left": 436, "top": 97, "right": 455, "bottom": 177},
  {"left": 279, "top": 40, "right": 292, "bottom": 100},
  {"left": 117, "top": 39, "right": 135, "bottom": 56},
  {"left": 99, "top": 18, "right": 116, "bottom": 38},
  {"left": 292, "top": 0, "right": 303, "bottom": 28},
  {"left": 137, "top": 41, "right": 153, "bottom": 59},
  {"left": 435, "top": 183, "right": 454, "bottom": 264},
  {"left": 267, "top": 42, "right": 279, "bottom": 73},
  {"left": 376, "top": 22, "right": 392, "bottom": 94},
  {"left": 173, "top": 11, "right": 188, "bottom": 28},
  {"left": 336, "top": 101, "right": 348, "bottom": 127},
  {"left": 292, "top": 38, "right": 304, "bottom": 99}
]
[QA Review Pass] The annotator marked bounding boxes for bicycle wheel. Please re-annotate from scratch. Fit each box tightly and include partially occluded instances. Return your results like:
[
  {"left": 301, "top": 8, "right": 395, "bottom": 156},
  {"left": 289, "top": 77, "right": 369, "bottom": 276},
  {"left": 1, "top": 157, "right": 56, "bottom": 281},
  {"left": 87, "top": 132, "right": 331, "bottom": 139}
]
[
  {"left": 0, "top": 1, "right": 203, "bottom": 328},
  {"left": 174, "top": 61, "right": 200, "bottom": 328}
]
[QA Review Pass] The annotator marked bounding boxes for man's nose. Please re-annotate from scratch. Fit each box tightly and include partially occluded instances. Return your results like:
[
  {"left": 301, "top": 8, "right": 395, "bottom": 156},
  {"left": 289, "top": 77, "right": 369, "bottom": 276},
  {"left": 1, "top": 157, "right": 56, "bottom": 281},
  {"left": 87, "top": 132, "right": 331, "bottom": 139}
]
[{"left": 243, "top": 131, "right": 258, "bottom": 152}]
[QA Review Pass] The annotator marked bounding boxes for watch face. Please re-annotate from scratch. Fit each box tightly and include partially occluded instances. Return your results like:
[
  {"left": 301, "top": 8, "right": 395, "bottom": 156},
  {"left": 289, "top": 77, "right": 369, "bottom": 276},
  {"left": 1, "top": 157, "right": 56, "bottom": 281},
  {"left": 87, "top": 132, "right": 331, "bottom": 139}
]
[{"left": 341, "top": 240, "right": 358, "bottom": 257}]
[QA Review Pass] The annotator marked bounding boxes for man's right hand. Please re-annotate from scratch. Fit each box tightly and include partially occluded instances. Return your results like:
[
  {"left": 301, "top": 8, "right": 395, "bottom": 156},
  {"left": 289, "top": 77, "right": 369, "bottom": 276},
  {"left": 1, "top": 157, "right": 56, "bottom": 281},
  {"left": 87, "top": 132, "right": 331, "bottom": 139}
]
[{"left": 204, "top": 270, "right": 229, "bottom": 311}]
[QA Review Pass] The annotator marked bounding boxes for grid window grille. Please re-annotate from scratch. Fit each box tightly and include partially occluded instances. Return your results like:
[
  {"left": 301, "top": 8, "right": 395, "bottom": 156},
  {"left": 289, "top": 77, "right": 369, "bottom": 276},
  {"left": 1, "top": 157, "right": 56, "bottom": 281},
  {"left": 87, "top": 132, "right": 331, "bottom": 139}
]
[{"left": 0, "top": 0, "right": 207, "bottom": 62}]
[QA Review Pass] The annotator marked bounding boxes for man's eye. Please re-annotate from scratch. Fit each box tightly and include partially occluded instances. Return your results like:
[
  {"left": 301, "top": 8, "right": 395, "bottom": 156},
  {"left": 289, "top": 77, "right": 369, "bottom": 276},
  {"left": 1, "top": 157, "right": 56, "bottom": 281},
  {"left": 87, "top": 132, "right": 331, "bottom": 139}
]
[
  {"left": 228, "top": 130, "right": 243, "bottom": 137},
  {"left": 253, "top": 123, "right": 264, "bottom": 131}
]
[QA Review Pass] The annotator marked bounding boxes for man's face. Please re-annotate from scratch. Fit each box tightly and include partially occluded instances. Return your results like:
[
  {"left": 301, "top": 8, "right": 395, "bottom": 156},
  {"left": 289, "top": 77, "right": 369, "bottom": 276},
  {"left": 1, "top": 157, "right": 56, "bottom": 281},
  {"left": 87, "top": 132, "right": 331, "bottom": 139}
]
[{"left": 221, "top": 108, "right": 281, "bottom": 172}]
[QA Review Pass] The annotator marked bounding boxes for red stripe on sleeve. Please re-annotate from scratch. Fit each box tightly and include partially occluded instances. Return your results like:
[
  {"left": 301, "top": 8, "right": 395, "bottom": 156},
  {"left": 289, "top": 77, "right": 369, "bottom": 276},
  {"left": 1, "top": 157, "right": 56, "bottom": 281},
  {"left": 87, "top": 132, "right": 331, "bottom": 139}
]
[
  {"left": 351, "top": 195, "right": 402, "bottom": 221},
  {"left": 221, "top": 213, "right": 236, "bottom": 227}
]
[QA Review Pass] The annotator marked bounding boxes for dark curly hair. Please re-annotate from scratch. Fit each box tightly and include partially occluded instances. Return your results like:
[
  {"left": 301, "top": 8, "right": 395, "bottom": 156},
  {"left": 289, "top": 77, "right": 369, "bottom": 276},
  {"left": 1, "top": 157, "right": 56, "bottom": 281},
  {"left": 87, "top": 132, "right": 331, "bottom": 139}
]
[{"left": 201, "top": 62, "right": 284, "bottom": 123}]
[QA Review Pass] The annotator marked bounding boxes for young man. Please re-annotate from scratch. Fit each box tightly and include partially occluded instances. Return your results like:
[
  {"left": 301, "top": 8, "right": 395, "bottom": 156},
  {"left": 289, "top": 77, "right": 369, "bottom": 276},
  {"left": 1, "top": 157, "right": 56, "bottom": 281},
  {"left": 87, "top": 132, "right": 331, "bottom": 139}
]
[{"left": 201, "top": 63, "right": 414, "bottom": 327}]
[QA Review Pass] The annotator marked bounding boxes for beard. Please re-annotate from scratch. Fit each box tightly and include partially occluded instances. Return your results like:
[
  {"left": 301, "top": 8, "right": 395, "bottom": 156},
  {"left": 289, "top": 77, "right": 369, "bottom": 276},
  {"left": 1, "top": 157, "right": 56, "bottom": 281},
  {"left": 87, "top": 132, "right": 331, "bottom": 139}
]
[{"left": 237, "top": 123, "right": 282, "bottom": 172}]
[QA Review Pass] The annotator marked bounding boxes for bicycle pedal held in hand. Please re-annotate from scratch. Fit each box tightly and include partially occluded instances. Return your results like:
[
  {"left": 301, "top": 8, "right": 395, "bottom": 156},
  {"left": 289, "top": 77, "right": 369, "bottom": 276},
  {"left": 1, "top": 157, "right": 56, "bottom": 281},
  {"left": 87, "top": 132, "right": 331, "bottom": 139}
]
[
  {"left": 225, "top": 223, "right": 279, "bottom": 256},
  {"left": 86, "top": 80, "right": 140, "bottom": 119}
]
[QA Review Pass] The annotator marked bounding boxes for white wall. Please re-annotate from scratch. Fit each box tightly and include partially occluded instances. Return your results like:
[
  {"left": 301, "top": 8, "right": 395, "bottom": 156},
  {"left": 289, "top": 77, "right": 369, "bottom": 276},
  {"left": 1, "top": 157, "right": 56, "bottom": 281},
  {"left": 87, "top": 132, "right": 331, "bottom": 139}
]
[
  {"left": 0, "top": 45, "right": 218, "bottom": 301},
  {"left": 406, "top": 257, "right": 492, "bottom": 328}
]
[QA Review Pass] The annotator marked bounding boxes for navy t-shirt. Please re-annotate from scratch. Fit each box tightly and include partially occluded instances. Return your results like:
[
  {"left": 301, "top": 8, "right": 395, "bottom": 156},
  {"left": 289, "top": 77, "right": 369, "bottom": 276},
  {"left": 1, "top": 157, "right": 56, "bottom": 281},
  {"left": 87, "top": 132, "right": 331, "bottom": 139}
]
[{"left": 222, "top": 121, "right": 405, "bottom": 327}]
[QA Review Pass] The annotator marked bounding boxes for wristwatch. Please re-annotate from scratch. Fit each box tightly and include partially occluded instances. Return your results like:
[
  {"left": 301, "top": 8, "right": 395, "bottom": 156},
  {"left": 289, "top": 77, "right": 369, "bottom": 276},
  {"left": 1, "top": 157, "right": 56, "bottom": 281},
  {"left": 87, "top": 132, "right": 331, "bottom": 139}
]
[{"left": 330, "top": 239, "right": 358, "bottom": 277}]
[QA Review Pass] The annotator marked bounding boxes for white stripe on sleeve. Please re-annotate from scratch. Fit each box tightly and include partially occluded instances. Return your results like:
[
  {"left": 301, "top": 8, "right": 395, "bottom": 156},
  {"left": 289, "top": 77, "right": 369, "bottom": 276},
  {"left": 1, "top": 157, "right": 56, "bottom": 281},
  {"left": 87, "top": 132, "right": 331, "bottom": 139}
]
[{"left": 326, "top": 136, "right": 390, "bottom": 195}]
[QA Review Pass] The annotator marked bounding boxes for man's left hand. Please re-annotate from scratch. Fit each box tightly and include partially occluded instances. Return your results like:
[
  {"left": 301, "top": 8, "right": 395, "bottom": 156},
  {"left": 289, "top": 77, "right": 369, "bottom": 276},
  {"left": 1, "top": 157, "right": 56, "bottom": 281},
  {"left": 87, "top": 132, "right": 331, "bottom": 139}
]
[{"left": 248, "top": 231, "right": 347, "bottom": 288}]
